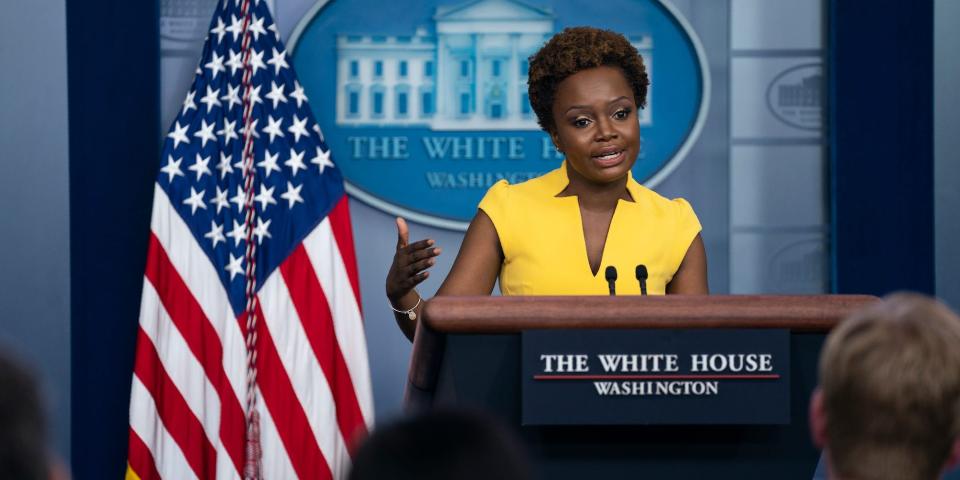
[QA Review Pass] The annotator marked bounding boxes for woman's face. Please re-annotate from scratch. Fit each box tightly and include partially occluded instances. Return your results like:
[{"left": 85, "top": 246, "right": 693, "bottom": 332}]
[{"left": 549, "top": 65, "right": 640, "bottom": 185}]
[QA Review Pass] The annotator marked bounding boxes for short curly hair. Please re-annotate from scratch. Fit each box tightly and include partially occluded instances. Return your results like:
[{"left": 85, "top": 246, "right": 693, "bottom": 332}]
[{"left": 527, "top": 27, "right": 650, "bottom": 133}]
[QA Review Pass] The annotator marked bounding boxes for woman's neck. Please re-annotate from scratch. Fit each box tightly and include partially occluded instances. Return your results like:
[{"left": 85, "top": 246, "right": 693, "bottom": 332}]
[{"left": 560, "top": 161, "right": 632, "bottom": 211}]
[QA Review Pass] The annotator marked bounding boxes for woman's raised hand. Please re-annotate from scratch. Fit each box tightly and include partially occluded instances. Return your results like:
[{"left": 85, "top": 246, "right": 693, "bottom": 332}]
[{"left": 386, "top": 217, "right": 442, "bottom": 303}]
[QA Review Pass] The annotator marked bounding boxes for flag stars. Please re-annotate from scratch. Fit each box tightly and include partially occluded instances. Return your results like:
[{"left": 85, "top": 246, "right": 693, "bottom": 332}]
[
  {"left": 181, "top": 90, "right": 197, "bottom": 115},
  {"left": 284, "top": 148, "right": 306, "bottom": 176},
  {"left": 204, "top": 220, "right": 225, "bottom": 248},
  {"left": 258, "top": 150, "right": 281, "bottom": 178},
  {"left": 211, "top": 185, "right": 230, "bottom": 214},
  {"left": 248, "top": 15, "right": 267, "bottom": 41},
  {"left": 253, "top": 217, "right": 272, "bottom": 244},
  {"left": 227, "top": 219, "right": 247, "bottom": 247},
  {"left": 247, "top": 84, "right": 263, "bottom": 107},
  {"left": 183, "top": 187, "right": 207, "bottom": 215},
  {"left": 267, "top": 48, "right": 289, "bottom": 75},
  {"left": 226, "top": 14, "right": 243, "bottom": 41},
  {"left": 254, "top": 184, "right": 277, "bottom": 210},
  {"left": 200, "top": 86, "right": 222, "bottom": 112},
  {"left": 216, "top": 152, "right": 234, "bottom": 179},
  {"left": 248, "top": 48, "right": 266, "bottom": 77},
  {"left": 226, "top": 49, "right": 243, "bottom": 76},
  {"left": 233, "top": 156, "right": 250, "bottom": 176},
  {"left": 218, "top": 119, "right": 239, "bottom": 144},
  {"left": 310, "top": 146, "right": 334, "bottom": 174},
  {"left": 280, "top": 181, "right": 304, "bottom": 209},
  {"left": 221, "top": 85, "right": 242, "bottom": 111},
  {"left": 230, "top": 186, "right": 247, "bottom": 211},
  {"left": 159, "top": 7, "right": 355, "bottom": 296},
  {"left": 160, "top": 155, "right": 185, "bottom": 182},
  {"left": 193, "top": 119, "right": 217, "bottom": 148},
  {"left": 266, "top": 81, "right": 287, "bottom": 109},
  {"left": 288, "top": 115, "right": 309, "bottom": 143},
  {"left": 210, "top": 17, "right": 227, "bottom": 43},
  {"left": 188, "top": 153, "right": 212, "bottom": 181},
  {"left": 205, "top": 51, "right": 225, "bottom": 79},
  {"left": 262, "top": 115, "right": 284, "bottom": 143},
  {"left": 242, "top": 118, "right": 260, "bottom": 140},
  {"left": 225, "top": 253, "right": 244, "bottom": 281},
  {"left": 167, "top": 122, "right": 190, "bottom": 149},
  {"left": 290, "top": 81, "right": 308, "bottom": 108}
]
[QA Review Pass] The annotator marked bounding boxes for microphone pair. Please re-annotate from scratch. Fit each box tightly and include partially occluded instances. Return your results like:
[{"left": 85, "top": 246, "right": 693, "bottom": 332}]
[{"left": 605, "top": 265, "right": 648, "bottom": 296}]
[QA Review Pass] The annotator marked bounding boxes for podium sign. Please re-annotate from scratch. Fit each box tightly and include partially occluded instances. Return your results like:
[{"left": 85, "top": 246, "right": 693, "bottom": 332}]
[{"left": 521, "top": 329, "right": 790, "bottom": 425}]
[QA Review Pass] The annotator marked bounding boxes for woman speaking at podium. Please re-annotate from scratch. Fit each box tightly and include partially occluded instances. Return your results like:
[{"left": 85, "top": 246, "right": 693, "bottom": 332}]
[{"left": 386, "top": 27, "right": 708, "bottom": 340}]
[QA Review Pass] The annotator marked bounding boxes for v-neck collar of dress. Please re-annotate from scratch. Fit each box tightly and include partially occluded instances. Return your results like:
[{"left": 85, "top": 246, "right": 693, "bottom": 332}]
[{"left": 546, "top": 160, "right": 642, "bottom": 277}]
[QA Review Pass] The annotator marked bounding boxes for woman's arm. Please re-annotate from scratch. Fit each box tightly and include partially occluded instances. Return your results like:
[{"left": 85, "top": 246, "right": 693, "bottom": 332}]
[
  {"left": 666, "top": 233, "right": 708, "bottom": 294},
  {"left": 386, "top": 217, "right": 441, "bottom": 341},
  {"left": 435, "top": 209, "right": 503, "bottom": 296},
  {"left": 386, "top": 210, "right": 503, "bottom": 341}
]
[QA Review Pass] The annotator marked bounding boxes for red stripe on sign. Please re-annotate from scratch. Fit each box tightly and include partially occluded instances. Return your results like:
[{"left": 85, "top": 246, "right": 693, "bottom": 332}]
[
  {"left": 532, "top": 374, "right": 782, "bottom": 380},
  {"left": 241, "top": 303, "right": 333, "bottom": 480},
  {"left": 280, "top": 245, "right": 369, "bottom": 452},
  {"left": 134, "top": 327, "right": 217, "bottom": 480},
  {"left": 127, "top": 427, "right": 162, "bottom": 480},
  {"left": 327, "top": 195, "right": 363, "bottom": 310},
  {"left": 144, "top": 234, "right": 246, "bottom": 475}
]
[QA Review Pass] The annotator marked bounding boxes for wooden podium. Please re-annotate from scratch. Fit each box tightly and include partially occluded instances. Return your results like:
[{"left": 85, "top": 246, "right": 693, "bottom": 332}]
[{"left": 405, "top": 295, "right": 877, "bottom": 480}]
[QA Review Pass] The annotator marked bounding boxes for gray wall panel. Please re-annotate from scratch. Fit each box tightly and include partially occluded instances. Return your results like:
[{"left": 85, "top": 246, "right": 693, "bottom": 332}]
[
  {"left": 0, "top": 0, "right": 71, "bottom": 461},
  {"left": 935, "top": 0, "right": 960, "bottom": 310}
]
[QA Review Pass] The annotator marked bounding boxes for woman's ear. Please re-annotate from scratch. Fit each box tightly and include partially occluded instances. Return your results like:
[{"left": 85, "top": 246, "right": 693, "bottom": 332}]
[{"left": 549, "top": 130, "right": 562, "bottom": 153}]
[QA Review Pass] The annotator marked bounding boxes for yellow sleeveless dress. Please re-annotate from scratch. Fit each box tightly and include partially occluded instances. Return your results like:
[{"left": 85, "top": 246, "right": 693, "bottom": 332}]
[{"left": 478, "top": 162, "right": 701, "bottom": 296}]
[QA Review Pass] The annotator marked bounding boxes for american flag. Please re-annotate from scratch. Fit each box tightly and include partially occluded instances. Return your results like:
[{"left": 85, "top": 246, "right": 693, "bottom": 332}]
[{"left": 126, "top": 1, "right": 373, "bottom": 479}]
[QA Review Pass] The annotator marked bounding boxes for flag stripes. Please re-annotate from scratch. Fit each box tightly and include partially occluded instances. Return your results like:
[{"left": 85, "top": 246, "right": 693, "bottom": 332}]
[
  {"left": 127, "top": 429, "right": 162, "bottom": 480},
  {"left": 259, "top": 272, "right": 349, "bottom": 477},
  {"left": 138, "top": 283, "right": 237, "bottom": 479},
  {"left": 130, "top": 377, "right": 198, "bottom": 480},
  {"left": 252, "top": 389, "right": 299, "bottom": 479},
  {"left": 302, "top": 221, "right": 374, "bottom": 424},
  {"left": 246, "top": 303, "right": 333, "bottom": 480},
  {"left": 326, "top": 198, "right": 363, "bottom": 309},
  {"left": 143, "top": 235, "right": 246, "bottom": 475},
  {"left": 133, "top": 332, "right": 216, "bottom": 479},
  {"left": 279, "top": 245, "right": 368, "bottom": 453}
]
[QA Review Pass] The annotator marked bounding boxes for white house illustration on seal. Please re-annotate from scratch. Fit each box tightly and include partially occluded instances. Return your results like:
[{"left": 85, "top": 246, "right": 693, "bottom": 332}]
[{"left": 334, "top": 0, "right": 653, "bottom": 130}]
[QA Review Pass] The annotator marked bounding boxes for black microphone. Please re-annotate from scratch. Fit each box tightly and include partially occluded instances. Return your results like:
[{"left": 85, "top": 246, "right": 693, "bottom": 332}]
[
  {"left": 635, "top": 264, "right": 648, "bottom": 296},
  {"left": 605, "top": 266, "right": 617, "bottom": 296}
]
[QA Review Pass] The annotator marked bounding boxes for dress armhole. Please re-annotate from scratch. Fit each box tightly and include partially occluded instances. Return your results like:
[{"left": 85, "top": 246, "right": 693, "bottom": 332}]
[
  {"left": 669, "top": 198, "right": 703, "bottom": 275},
  {"left": 478, "top": 180, "right": 511, "bottom": 257}
]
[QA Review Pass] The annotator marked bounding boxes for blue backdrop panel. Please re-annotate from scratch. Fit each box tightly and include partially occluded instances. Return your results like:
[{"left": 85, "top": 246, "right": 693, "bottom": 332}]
[
  {"left": 67, "top": 0, "right": 160, "bottom": 477},
  {"left": 830, "top": 0, "right": 934, "bottom": 295}
]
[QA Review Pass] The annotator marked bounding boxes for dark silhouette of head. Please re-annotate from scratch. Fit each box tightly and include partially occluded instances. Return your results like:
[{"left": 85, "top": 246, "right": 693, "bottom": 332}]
[
  {"left": 348, "top": 408, "right": 532, "bottom": 480},
  {"left": 0, "top": 351, "right": 51, "bottom": 480}
]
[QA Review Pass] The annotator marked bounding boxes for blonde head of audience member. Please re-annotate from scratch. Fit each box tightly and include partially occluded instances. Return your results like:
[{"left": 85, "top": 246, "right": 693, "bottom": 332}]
[{"left": 811, "top": 293, "right": 960, "bottom": 480}]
